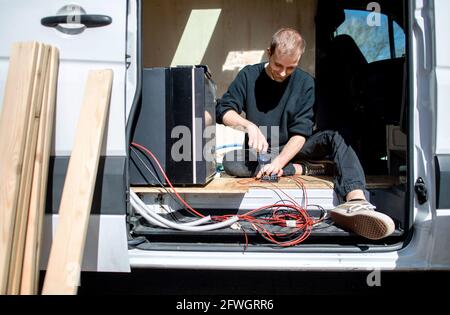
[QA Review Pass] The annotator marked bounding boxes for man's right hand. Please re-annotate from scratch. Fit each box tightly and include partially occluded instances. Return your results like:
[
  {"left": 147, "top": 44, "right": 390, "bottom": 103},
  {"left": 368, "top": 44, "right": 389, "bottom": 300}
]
[
  {"left": 246, "top": 123, "right": 269, "bottom": 153},
  {"left": 222, "top": 110, "right": 268, "bottom": 153}
]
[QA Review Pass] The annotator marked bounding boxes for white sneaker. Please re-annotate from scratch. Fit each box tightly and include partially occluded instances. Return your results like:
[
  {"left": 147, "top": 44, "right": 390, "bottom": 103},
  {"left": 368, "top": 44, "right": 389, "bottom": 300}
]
[{"left": 330, "top": 200, "right": 395, "bottom": 240}]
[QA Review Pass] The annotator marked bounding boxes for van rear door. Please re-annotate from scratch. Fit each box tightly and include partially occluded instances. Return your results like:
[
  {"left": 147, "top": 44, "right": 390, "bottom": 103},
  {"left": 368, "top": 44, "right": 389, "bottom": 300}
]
[
  {"left": 0, "top": 0, "right": 130, "bottom": 272},
  {"left": 429, "top": 0, "right": 450, "bottom": 267}
]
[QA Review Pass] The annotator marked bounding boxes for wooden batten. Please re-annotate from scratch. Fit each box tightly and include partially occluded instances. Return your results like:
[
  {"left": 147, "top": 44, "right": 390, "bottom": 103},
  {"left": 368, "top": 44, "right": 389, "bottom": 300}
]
[
  {"left": 20, "top": 47, "right": 60, "bottom": 295},
  {"left": 7, "top": 43, "right": 51, "bottom": 295},
  {"left": 42, "top": 69, "right": 113, "bottom": 295},
  {"left": 0, "top": 42, "right": 40, "bottom": 295}
]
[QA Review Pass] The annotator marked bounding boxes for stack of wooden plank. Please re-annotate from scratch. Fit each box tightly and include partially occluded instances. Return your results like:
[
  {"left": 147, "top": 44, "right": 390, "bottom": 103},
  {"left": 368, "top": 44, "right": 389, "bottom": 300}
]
[
  {"left": 0, "top": 42, "right": 114, "bottom": 295},
  {"left": 0, "top": 42, "right": 59, "bottom": 295}
]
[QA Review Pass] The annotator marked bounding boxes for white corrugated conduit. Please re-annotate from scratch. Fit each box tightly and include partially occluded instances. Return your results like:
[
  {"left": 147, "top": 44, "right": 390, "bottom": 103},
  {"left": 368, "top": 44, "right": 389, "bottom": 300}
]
[{"left": 130, "top": 190, "right": 239, "bottom": 231}]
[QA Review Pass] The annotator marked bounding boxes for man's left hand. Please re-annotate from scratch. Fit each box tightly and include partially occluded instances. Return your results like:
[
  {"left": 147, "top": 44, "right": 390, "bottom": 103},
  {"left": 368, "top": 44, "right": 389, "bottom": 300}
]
[{"left": 256, "top": 160, "right": 284, "bottom": 179}]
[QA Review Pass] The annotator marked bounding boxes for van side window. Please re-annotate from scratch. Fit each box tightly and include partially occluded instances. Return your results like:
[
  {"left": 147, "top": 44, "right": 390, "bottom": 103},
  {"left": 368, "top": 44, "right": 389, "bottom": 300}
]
[
  {"left": 336, "top": 9, "right": 405, "bottom": 62},
  {"left": 393, "top": 21, "right": 406, "bottom": 58}
]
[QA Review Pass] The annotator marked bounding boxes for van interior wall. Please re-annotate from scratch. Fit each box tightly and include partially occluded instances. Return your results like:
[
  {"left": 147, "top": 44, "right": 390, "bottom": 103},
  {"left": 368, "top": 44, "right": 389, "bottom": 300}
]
[
  {"left": 142, "top": 0, "right": 316, "bottom": 97},
  {"left": 142, "top": 0, "right": 317, "bottom": 151}
]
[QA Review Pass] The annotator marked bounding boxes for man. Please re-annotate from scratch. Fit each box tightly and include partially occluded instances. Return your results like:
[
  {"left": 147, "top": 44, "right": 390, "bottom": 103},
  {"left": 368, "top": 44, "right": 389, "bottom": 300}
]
[{"left": 216, "top": 28, "right": 395, "bottom": 240}]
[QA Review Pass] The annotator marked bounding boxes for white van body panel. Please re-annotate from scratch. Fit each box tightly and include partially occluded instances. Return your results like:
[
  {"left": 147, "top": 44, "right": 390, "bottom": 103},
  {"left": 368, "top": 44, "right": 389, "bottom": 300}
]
[
  {"left": 434, "top": 0, "right": 450, "bottom": 155},
  {"left": 0, "top": 0, "right": 127, "bottom": 156},
  {"left": 0, "top": 0, "right": 129, "bottom": 272},
  {"left": 41, "top": 215, "right": 129, "bottom": 272},
  {"left": 126, "top": 0, "right": 138, "bottom": 122},
  {"left": 428, "top": 0, "right": 450, "bottom": 268}
]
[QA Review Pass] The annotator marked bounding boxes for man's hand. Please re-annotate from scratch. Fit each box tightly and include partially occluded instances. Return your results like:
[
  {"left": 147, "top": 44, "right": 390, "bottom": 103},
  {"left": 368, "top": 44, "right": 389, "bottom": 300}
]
[
  {"left": 246, "top": 123, "right": 269, "bottom": 153},
  {"left": 222, "top": 111, "right": 268, "bottom": 153},
  {"left": 256, "top": 158, "right": 284, "bottom": 179},
  {"left": 255, "top": 135, "right": 307, "bottom": 179}
]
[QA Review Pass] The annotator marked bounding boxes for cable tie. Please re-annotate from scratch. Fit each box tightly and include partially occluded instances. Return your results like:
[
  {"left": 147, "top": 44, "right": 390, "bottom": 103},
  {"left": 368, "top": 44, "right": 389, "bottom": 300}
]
[
  {"left": 230, "top": 222, "right": 242, "bottom": 230},
  {"left": 285, "top": 220, "right": 297, "bottom": 228}
]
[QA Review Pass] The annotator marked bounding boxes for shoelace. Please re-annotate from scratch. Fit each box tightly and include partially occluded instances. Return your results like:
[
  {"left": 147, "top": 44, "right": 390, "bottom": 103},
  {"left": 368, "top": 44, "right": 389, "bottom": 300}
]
[{"left": 342, "top": 202, "right": 376, "bottom": 213}]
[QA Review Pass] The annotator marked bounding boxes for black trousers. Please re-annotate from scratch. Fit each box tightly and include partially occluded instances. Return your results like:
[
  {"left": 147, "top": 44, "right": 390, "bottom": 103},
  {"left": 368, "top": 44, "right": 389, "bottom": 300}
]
[{"left": 222, "top": 130, "right": 366, "bottom": 199}]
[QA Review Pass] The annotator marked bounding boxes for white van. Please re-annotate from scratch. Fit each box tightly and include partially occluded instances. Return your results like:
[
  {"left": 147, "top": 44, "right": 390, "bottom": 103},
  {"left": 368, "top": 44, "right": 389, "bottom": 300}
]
[{"left": 0, "top": 0, "right": 449, "bottom": 275}]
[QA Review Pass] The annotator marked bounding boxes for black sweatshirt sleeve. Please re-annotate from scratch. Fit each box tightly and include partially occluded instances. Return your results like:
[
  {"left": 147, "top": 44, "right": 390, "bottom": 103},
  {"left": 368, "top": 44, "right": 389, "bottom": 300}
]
[
  {"left": 215, "top": 68, "right": 248, "bottom": 124},
  {"left": 287, "top": 75, "right": 315, "bottom": 138}
]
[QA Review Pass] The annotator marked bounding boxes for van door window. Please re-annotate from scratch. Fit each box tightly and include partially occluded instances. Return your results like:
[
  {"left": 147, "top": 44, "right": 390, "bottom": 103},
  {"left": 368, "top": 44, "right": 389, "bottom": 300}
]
[{"left": 336, "top": 9, "right": 405, "bottom": 62}]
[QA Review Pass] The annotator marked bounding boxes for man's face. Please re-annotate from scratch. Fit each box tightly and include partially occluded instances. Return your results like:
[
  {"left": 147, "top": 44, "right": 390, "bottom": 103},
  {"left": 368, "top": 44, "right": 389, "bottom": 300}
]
[{"left": 266, "top": 48, "right": 301, "bottom": 82}]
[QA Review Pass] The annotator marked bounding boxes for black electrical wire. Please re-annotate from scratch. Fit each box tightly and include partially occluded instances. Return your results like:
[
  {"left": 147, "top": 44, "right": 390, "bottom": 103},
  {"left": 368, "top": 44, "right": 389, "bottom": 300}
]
[
  {"left": 130, "top": 147, "right": 183, "bottom": 223},
  {"left": 130, "top": 146, "right": 204, "bottom": 220}
]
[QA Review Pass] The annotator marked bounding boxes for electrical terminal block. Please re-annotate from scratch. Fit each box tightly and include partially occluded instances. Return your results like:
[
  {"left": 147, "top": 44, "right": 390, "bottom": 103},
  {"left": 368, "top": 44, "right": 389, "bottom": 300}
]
[{"left": 260, "top": 174, "right": 279, "bottom": 182}]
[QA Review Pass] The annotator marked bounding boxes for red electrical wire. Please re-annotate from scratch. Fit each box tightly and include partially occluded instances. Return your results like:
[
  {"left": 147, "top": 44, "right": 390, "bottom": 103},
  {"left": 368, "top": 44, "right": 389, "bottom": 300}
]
[
  {"left": 131, "top": 142, "right": 205, "bottom": 218},
  {"left": 130, "top": 142, "right": 323, "bottom": 247}
]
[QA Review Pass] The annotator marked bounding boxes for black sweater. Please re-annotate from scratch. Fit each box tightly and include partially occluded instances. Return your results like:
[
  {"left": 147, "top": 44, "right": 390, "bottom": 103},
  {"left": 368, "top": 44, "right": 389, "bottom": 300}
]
[{"left": 216, "top": 63, "right": 315, "bottom": 148}]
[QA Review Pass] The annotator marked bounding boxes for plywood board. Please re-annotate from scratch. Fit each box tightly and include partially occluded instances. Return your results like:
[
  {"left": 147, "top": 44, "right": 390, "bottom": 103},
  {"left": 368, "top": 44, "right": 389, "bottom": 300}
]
[
  {"left": 132, "top": 175, "right": 335, "bottom": 194},
  {"left": 131, "top": 175, "right": 398, "bottom": 194},
  {"left": 42, "top": 69, "right": 113, "bottom": 295},
  {"left": 143, "top": 0, "right": 317, "bottom": 97}
]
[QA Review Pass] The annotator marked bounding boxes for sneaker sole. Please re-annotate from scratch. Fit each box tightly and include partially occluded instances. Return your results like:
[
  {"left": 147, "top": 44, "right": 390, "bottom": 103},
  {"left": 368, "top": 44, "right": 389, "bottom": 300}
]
[{"left": 330, "top": 210, "right": 395, "bottom": 240}]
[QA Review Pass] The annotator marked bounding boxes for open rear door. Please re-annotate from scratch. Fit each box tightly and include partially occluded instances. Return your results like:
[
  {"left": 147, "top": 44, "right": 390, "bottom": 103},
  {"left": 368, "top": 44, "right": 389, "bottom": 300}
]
[
  {"left": 430, "top": 0, "right": 450, "bottom": 266},
  {"left": 408, "top": 0, "right": 450, "bottom": 268}
]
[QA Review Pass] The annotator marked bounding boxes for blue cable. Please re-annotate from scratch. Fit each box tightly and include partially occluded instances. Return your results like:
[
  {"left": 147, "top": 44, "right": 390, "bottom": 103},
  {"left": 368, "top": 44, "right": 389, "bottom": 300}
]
[{"left": 215, "top": 143, "right": 242, "bottom": 151}]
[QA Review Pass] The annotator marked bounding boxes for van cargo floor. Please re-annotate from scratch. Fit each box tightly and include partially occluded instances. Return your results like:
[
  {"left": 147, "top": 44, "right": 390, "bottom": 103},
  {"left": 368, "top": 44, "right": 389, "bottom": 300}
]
[
  {"left": 130, "top": 175, "right": 405, "bottom": 247},
  {"left": 130, "top": 209, "right": 404, "bottom": 247}
]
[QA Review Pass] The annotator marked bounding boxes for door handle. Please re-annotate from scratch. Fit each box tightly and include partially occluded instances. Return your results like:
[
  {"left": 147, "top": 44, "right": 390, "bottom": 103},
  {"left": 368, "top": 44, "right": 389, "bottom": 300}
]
[{"left": 41, "top": 14, "right": 112, "bottom": 28}]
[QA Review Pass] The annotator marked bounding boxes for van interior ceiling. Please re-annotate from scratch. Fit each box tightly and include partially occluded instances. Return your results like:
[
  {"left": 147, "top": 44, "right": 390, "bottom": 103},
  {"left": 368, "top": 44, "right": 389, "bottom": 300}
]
[{"left": 128, "top": 0, "right": 409, "bottom": 250}]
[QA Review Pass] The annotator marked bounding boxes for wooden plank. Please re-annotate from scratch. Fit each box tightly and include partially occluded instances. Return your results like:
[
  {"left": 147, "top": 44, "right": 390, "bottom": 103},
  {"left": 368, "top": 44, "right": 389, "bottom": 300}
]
[
  {"left": 0, "top": 42, "right": 39, "bottom": 295},
  {"left": 21, "top": 47, "right": 59, "bottom": 295},
  {"left": 7, "top": 43, "right": 50, "bottom": 295},
  {"left": 131, "top": 175, "right": 398, "bottom": 194},
  {"left": 132, "top": 175, "right": 335, "bottom": 194},
  {"left": 42, "top": 69, "right": 113, "bottom": 295}
]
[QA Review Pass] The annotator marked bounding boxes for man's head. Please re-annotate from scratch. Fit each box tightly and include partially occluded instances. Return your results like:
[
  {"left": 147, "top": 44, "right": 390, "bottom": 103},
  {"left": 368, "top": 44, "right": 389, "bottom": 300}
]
[{"left": 266, "top": 28, "right": 305, "bottom": 82}]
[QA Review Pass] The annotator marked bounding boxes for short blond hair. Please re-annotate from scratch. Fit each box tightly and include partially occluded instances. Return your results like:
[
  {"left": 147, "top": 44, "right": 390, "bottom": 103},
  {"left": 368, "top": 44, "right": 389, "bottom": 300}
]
[{"left": 269, "top": 28, "right": 306, "bottom": 56}]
